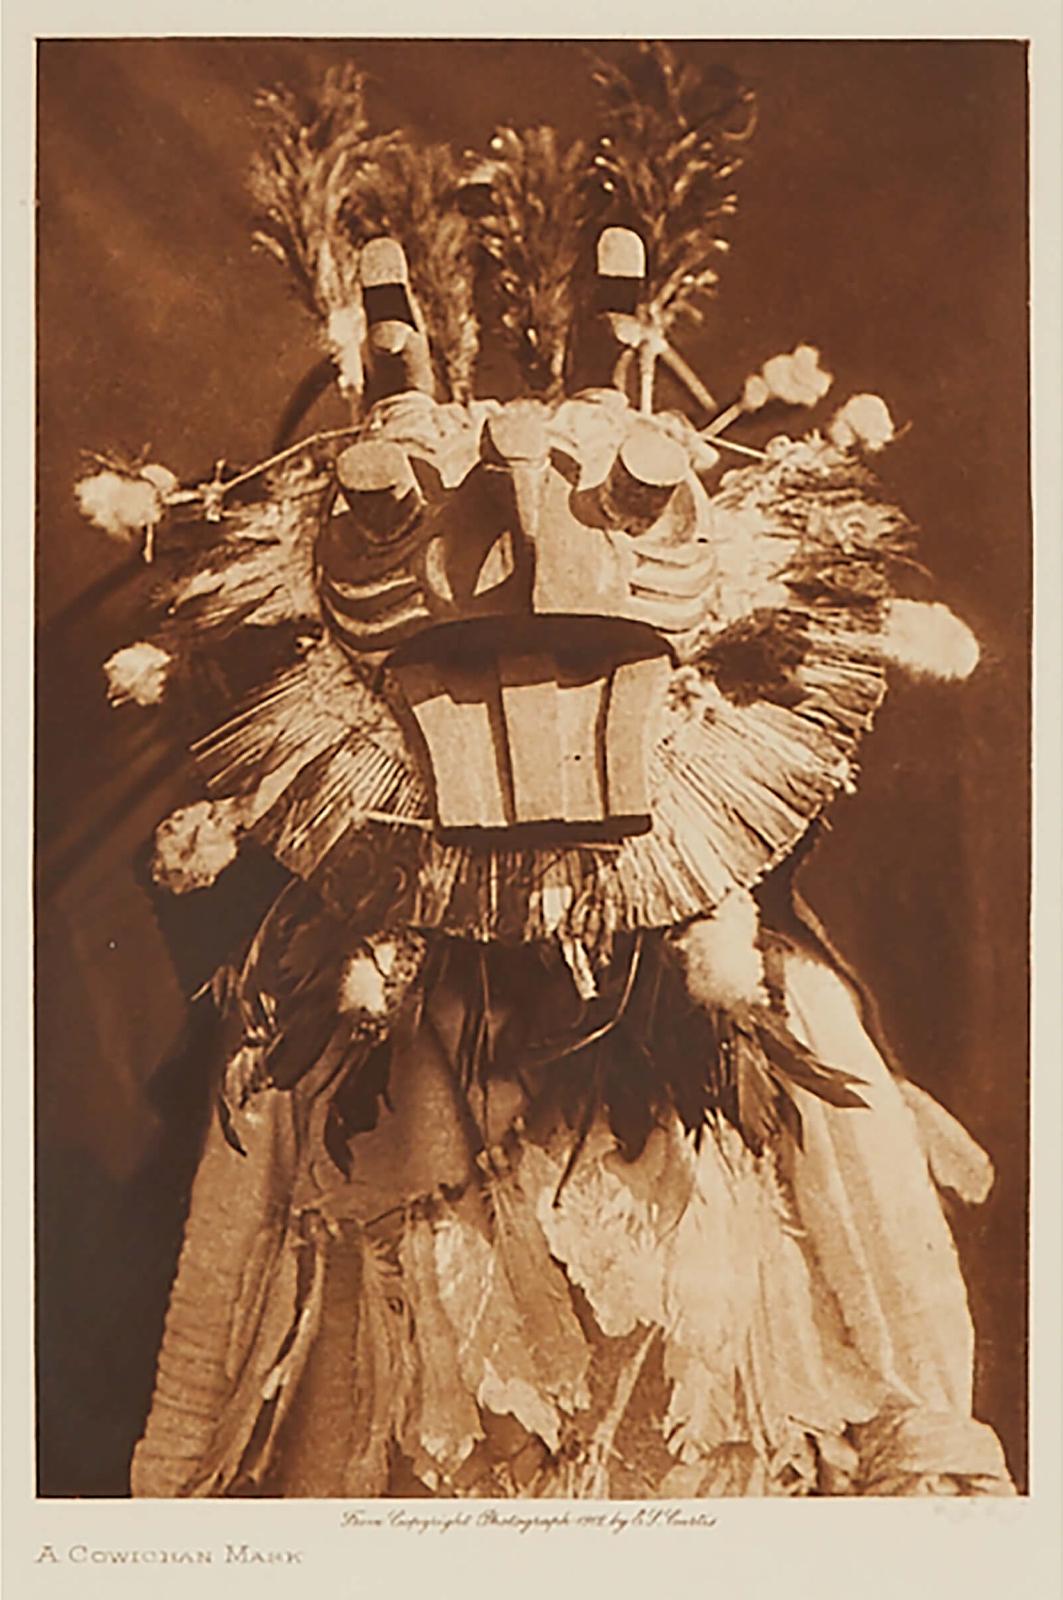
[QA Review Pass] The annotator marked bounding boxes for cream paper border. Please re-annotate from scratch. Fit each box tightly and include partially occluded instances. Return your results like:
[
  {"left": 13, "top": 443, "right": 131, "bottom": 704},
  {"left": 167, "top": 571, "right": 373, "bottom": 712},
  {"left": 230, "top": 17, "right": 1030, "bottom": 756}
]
[{"left": 4, "top": 6, "right": 1060, "bottom": 1598}]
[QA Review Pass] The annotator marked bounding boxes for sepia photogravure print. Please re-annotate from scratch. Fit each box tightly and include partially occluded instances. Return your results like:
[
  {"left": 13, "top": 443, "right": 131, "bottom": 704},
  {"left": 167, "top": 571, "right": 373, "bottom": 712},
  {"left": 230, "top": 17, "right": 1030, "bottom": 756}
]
[{"left": 35, "top": 37, "right": 1030, "bottom": 1502}]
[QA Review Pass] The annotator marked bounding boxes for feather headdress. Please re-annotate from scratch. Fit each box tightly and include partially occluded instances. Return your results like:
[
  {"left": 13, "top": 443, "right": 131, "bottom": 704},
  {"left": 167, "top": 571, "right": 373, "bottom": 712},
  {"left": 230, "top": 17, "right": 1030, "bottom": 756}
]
[{"left": 77, "top": 42, "right": 981, "bottom": 1165}]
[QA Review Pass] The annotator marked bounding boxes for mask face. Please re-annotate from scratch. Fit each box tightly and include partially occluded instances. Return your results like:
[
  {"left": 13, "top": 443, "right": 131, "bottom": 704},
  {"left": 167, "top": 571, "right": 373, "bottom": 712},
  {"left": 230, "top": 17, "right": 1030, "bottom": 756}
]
[{"left": 319, "top": 392, "right": 719, "bottom": 838}]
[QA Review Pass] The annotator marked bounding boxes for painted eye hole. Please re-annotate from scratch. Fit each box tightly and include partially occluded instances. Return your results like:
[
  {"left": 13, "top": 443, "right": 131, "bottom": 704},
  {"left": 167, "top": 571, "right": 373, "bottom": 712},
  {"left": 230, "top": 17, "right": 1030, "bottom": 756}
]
[
  {"left": 333, "top": 441, "right": 423, "bottom": 545},
  {"left": 600, "top": 421, "right": 687, "bottom": 533}
]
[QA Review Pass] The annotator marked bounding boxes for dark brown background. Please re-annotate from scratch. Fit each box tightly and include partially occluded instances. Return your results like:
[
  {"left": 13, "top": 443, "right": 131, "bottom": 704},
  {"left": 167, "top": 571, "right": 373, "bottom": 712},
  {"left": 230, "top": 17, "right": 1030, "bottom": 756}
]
[{"left": 35, "top": 39, "right": 1030, "bottom": 1495}]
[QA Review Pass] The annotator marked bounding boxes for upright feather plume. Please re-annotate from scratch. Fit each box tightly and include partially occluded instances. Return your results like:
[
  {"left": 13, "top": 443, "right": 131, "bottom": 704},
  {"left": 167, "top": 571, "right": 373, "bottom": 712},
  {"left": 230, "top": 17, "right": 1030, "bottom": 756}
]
[
  {"left": 587, "top": 42, "right": 756, "bottom": 333},
  {"left": 460, "top": 126, "right": 590, "bottom": 396},
  {"left": 249, "top": 65, "right": 401, "bottom": 396}
]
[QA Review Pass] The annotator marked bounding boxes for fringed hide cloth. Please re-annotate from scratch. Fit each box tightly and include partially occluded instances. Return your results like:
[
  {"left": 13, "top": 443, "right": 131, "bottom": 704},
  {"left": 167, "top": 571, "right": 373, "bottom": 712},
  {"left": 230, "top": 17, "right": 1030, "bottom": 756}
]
[{"left": 76, "top": 44, "right": 1014, "bottom": 1498}]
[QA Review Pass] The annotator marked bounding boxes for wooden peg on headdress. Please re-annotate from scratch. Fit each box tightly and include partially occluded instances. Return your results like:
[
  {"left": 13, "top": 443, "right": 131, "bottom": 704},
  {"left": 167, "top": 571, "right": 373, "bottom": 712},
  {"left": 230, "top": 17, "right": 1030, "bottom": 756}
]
[
  {"left": 595, "top": 227, "right": 647, "bottom": 332},
  {"left": 360, "top": 238, "right": 436, "bottom": 403},
  {"left": 600, "top": 419, "right": 687, "bottom": 531},
  {"left": 332, "top": 440, "right": 423, "bottom": 545},
  {"left": 568, "top": 225, "right": 649, "bottom": 398}
]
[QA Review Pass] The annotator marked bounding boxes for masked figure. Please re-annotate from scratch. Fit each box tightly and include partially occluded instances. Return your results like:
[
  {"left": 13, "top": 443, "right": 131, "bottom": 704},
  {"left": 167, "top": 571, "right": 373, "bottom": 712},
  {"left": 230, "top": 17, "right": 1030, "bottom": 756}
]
[{"left": 77, "top": 45, "right": 1014, "bottom": 1498}]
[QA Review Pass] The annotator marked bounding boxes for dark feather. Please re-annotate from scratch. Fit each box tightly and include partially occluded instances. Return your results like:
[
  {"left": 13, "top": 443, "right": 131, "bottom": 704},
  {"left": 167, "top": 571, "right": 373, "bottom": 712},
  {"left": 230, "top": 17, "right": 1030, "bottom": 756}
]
[
  {"left": 334, "top": 1037, "right": 394, "bottom": 1136},
  {"left": 216, "top": 1091, "right": 248, "bottom": 1157},
  {"left": 219, "top": 879, "right": 354, "bottom": 1097},
  {"left": 774, "top": 1086, "right": 805, "bottom": 1151},
  {"left": 754, "top": 1010, "right": 869, "bottom": 1110},
  {"left": 732, "top": 1029, "right": 783, "bottom": 1154},
  {"left": 551, "top": 1043, "right": 604, "bottom": 1204},
  {"left": 324, "top": 1098, "right": 355, "bottom": 1178},
  {"left": 602, "top": 1027, "right": 659, "bottom": 1162},
  {"left": 700, "top": 609, "right": 813, "bottom": 708},
  {"left": 323, "top": 1034, "right": 399, "bottom": 1177}
]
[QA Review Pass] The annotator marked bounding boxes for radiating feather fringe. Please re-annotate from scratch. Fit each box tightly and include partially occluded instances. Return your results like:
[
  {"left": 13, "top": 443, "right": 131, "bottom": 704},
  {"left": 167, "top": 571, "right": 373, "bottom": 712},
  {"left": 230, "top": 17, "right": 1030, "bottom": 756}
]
[
  {"left": 410, "top": 616, "right": 884, "bottom": 948},
  {"left": 165, "top": 460, "right": 328, "bottom": 632},
  {"left": 191, "top": 639, "right": 428, "bottom": 893},
  {"left": 139, "top": 405, "right": 974, "bottom": 973}
]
